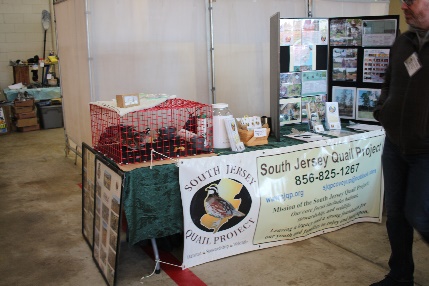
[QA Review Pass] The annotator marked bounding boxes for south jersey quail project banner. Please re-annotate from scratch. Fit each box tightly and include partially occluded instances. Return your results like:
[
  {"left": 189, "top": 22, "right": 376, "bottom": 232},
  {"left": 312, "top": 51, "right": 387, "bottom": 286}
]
[{"left": 179, "top": 130, "right": 384, "bottom": 268}]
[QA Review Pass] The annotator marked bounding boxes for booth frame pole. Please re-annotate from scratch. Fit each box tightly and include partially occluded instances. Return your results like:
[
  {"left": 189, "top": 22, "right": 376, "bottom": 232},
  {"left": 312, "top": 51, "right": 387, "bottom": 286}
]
[
  {"left": 307, "top": 0, "right": 313, "bottom": 18},
  {"left": 208, "top": 0, "right": 216, "bottom": 104}
]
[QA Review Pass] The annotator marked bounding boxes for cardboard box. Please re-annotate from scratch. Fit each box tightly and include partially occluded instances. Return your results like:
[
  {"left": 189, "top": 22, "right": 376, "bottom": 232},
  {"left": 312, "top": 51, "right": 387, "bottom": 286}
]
[
  {"left": 16, "top": 117, "right": 38, "bottom": 128},
  {"left": 14, "top": 106, "right": 34, "bottom": 114},
  {"left": 15, "top": 110, "right": 37, "bottom": 119},
  {"left": 14, "top": 98, "right": 35, "bottom": 107},
  {"left": 13, "top": 65, "right": 30, "bottom": 86},
  {"left": 17, "top": 124, "right": 40, "bottom": 132},
  {"left": 116, "top": 94, "right": 140, "bottom": 108}
]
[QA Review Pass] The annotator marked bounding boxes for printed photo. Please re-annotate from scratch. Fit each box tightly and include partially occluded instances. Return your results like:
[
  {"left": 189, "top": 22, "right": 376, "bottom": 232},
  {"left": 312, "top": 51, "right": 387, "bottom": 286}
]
[
  {"left": 332, "top": 86, "right": 356, "bottom": 119},
  {"left": 280, "top": 72, "right": 302, "bottom": 98},
  {"left": 356, "top": 88, "right": 381, "bottom": 121},
  {"left": 279, "top": 98, "right": 301, "bottom": 125}
]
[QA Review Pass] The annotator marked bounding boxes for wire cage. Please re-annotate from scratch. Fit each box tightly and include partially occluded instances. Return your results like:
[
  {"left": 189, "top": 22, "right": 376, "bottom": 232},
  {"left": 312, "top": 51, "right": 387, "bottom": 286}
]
[{"left": 90, "top": 98, "right": 213, "bottom": 164}]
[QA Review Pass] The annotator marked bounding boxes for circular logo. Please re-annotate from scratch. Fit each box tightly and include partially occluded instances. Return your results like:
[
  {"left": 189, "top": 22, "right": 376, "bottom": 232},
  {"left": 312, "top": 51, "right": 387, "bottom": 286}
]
[{"left": 189, "top": 178, "right": 252, "bottom": 233}]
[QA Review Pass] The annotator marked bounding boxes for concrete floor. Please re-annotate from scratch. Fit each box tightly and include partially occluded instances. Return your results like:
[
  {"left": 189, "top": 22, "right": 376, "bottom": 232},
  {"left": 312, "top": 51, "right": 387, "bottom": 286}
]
[{"left": 0, "top": 128, "right": 427, "bottom": 286}]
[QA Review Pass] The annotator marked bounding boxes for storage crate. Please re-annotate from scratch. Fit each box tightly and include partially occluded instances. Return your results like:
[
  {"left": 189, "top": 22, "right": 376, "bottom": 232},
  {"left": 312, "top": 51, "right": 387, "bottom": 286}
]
[
  {"left": 90, "top": 98, "right": 213, "bottom": 164},
  {"left": 39, "top": 105, "right": 63, "bottom": 129}
]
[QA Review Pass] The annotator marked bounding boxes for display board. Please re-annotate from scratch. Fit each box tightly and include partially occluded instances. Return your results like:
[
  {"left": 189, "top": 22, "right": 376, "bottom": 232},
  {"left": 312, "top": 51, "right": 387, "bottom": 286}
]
[
  {"left": 82, "top": 143, "right": 98, "bottom": 249},
  {"left": 92, "top": 156, "right": 125, "bottom": 286},
  {"left": 328, "top": 15, "right": 399, "bottom": 121},
  {"left": 271, "top": 16, "right": 330, "bottom": 141},
  {"left": 271, "top": 14, "right": 399, "bottom": 141}
]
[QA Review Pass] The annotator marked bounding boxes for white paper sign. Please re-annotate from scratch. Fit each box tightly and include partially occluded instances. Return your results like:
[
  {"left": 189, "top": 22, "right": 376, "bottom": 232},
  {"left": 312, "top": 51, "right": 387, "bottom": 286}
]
[{"left": 253, "top": 128, "right": 267, "bottom": 138}]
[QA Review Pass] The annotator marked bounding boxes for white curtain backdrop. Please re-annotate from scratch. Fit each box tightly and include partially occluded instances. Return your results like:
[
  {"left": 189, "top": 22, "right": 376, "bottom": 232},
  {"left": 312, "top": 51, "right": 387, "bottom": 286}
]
[
  {"left": 87, "top": 0, "right": 209, "bottom": 103},
  {"left": 312, "top": 0, "right": 389, "bottom": 17},
  {"left": 54, "top": 0, "right": 390, "bottom": 149},
  {"left": 54, "top": 0, "right": 92, "bottom": 150},
  {"left": 212, "top": 0, "right": 306, "bottom": 118}
]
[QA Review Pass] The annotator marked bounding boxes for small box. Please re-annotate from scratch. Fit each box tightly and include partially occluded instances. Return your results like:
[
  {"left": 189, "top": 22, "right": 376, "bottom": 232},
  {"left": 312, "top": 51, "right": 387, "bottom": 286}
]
[
  {"left": 39, "top": 105, "right": 63, "bottom": 129},
  {"left": 14, "top": 98, "right": 35, "bottom": 107},
  {"left": 14, "top": 106, "right": 34, "bottom": 114},
  {"left": 116, "top": 94, "right": 140, "bottom": 108},
  {"left": 13, "top": 65, "right": 30, "bottom": 86},
  {"left": 16, "top": 117, "right": 38, "bottom": 128},
  {"left": 17, "top": 124, "right": 40, "bottom": 132},
  {"left": 237, "top": 123, "right": 270, "bottom": 146},
  {"left": 15, "top": 110, "right": 37, "bottom": 119}
]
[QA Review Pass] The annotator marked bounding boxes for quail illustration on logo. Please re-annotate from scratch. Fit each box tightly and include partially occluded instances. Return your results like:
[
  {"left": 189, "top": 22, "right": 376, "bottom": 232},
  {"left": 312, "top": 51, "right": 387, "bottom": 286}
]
[{"left": 203, "top": 183, "right": 245, "bottom": 233}]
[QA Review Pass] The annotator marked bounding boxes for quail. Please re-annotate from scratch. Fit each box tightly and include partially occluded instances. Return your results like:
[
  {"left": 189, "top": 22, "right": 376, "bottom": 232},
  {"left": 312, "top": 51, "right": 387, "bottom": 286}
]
[{"left": 204, "top": 184, "right": 245, "bottom": 233}]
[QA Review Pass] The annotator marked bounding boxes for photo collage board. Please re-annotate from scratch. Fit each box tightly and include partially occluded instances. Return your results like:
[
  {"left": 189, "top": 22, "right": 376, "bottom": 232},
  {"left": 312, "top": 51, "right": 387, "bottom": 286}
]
[
  {"left": 92, "top": 156, "right": 125, "bottom": 286},
  {"left": 82, "top": 143, "right": 97, "bottom": 249},
  {"left": 279, "top": 18, "right": 329, "bottom": 127},
  {"left": 277, "top": 15, "right": 399, "bottom": 129},
  {"left": 328, "top": 15, "right": 398, "bottom": 122}
]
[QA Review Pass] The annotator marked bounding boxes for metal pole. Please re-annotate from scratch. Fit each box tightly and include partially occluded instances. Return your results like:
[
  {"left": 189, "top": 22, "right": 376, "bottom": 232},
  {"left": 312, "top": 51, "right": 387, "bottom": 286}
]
[
  {"left": 208, "top": 0, "right": 216, "bottom": 104},
  {"left": 307, "top": 0, "right": 313, "bottom": 18}
]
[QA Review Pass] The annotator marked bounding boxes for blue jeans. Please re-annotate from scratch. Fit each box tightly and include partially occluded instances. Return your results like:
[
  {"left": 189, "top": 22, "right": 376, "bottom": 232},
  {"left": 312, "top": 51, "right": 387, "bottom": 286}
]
[{"left": 382, "top": 137, "right": 429, "bottom": 281}]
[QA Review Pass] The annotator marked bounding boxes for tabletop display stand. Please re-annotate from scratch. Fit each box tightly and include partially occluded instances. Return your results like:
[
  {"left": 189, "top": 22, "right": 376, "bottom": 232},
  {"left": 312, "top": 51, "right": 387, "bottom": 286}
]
[
  {"left": 270, "top": 13, "right": 399, "bottom": 141},
  {"left": 270, "top": 13, "right": 329, "bottom": 141}
]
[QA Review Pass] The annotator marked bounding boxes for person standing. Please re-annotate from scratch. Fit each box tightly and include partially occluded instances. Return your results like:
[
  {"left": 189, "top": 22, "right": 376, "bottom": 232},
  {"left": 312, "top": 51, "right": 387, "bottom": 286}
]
[{"left": 371, "top": 0, "right": 429, "bottom": 285}]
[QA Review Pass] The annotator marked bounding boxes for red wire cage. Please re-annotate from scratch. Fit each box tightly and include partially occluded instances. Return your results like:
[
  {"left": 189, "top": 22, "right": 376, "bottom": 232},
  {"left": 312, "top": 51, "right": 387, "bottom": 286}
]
[{"left": 90, "top": 98, "right": 213, "bottom": 164}]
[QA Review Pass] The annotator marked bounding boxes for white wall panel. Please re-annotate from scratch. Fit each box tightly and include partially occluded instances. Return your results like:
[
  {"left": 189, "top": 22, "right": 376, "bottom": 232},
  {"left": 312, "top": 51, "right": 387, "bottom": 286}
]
[
  {"left": 313, "top": 0, "right": 389, "bottom": 17},
  {"left": 87, "top": 0, "right": 209, "bottom": 103},
  {"left": 212, "top": 0, "right": 306, "bottom": 118},
  {"left": 54, "top": 0, "right": 92, "bottom": 147}
]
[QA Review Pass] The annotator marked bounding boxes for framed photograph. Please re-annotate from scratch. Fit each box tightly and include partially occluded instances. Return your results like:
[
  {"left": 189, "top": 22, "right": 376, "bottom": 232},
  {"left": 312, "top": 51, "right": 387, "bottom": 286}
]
[
  {"left": 332, "top": 86, "right": 356, "bottom": 119},
  {"left": 93, "top": 156, "right": 125, "bottom": 286},
  {"left": 82, "top": 142, "right": 98, "bottom": 249},
  {"left": 356, "top": 88, "right": 381, "bottom": 122},
  {"left": 279, "top": 98, "right": 301, "bottom": 125}
]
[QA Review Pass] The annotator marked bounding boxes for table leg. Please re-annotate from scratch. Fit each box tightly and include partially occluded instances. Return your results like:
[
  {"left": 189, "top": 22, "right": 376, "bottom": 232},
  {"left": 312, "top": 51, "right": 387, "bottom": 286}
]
[{"left": 150, "top": 238, "right": 161, "bottom": 274}]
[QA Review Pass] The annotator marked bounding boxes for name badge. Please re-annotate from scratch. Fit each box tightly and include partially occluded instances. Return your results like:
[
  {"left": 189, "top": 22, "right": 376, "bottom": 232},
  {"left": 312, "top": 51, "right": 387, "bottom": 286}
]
[{"left": 404, "top": 52, "right": 422, "bottom": 77}]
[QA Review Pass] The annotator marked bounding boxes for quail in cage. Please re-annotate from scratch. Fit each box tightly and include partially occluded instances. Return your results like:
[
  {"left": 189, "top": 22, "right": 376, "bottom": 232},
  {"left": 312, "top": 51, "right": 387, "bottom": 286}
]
[{"left": 158, "top": 126, "right": 177, "bottom": 141}]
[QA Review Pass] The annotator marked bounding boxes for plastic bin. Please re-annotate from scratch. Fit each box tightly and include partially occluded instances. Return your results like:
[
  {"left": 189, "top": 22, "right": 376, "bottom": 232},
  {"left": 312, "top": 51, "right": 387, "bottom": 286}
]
[{"left": 39, "top": 105, "right": 63, "bottom": 129}]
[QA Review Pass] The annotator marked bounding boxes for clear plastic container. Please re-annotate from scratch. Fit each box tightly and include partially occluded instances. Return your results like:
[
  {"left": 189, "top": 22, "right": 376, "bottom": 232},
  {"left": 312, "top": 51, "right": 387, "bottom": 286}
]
[{"left": 212, "top": 103, "right": 233, "bottom": 148}]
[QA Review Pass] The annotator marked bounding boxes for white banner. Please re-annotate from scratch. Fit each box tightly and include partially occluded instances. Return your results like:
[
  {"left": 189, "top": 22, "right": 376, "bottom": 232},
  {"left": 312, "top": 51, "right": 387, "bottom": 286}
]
[{"left": 179, "top": 130, "right": 384, "bottom": 268}]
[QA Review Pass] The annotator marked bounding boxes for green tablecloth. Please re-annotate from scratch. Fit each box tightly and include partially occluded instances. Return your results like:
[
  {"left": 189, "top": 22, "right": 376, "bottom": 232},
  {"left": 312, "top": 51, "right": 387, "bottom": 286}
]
[
  {"left": 3, "top": 87, "right": 61, "bottom": 101},
  {"left": 123, "top": 124, "right": 323, "bottom": 245}
]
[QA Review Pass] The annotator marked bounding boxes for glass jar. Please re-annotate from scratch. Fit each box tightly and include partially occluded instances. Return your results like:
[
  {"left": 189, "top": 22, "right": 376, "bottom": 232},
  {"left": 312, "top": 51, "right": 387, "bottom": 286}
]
[{"left": 212, "top": 103, "right": 233, "bottom": 148}]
